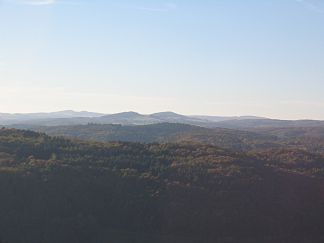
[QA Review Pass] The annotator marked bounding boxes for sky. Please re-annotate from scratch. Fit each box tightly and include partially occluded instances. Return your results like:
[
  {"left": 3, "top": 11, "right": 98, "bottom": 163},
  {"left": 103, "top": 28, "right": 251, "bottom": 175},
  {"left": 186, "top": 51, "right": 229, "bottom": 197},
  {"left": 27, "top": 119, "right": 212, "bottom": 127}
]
[{"left": 0, "top": 0, "right": 324, "bottom": 119}]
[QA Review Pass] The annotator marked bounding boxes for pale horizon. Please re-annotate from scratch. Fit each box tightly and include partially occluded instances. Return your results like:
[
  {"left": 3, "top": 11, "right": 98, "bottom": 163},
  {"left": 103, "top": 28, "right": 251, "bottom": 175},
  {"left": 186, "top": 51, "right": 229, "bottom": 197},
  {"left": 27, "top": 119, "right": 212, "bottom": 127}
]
[{"left": 1, "top": 0, "right": 324, "bottom": 120}]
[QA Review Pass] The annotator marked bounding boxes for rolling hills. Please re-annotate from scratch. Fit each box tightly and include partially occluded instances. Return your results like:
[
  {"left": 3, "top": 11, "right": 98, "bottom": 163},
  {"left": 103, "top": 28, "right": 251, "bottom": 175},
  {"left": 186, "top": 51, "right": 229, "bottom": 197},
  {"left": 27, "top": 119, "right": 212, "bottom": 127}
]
[
  {"left": 0, "top": 128, "right": 324, "bottom": 242},
  {"left": 2, "top": 112, "right": 324, "bottom": 243},
  {"left": 14, "top": 122, "right": 324, "bottom": 154}
]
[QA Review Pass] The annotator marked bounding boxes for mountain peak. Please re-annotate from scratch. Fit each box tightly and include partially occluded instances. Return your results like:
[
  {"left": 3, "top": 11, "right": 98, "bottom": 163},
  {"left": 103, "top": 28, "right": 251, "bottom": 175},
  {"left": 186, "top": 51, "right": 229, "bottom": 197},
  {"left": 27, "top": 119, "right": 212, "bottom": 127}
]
[
  {"left": 150, "top": 111, "right": 186, "bottom": 118},
  {"left": 101, "top": 111, "right": 144, "bottom": 119}
]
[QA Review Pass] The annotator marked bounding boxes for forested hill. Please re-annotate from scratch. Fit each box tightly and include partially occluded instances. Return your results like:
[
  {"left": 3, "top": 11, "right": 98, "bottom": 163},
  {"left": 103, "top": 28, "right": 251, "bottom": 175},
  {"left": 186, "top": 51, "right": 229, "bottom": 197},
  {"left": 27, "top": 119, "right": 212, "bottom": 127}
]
[
  {"left": 12, "top": 123, "right": 279, "bottom": 151},
  {"left": 19, "top": 123, "right": 210, "bottom": 143},
  {"left": 16, "top": 123, "right": 324, "bottom": 153},
  {"left": 0, "top": 128, "right": 324, "bottom": 243}
]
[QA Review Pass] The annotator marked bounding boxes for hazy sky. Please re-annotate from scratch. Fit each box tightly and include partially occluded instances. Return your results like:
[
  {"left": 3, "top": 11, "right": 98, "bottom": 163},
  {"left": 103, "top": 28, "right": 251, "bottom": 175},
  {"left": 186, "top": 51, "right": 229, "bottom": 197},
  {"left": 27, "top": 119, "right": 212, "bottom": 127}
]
[{"left": 0, "top": 0, "right": 324, "bottom": 119}]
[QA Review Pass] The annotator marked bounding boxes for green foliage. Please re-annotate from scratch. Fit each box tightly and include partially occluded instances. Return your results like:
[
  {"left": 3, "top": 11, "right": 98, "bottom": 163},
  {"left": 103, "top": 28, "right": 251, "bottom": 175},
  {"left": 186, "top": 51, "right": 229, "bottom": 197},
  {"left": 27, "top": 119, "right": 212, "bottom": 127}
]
[{"left": 0, "top": 128, "right": 324, "bottom": 243}]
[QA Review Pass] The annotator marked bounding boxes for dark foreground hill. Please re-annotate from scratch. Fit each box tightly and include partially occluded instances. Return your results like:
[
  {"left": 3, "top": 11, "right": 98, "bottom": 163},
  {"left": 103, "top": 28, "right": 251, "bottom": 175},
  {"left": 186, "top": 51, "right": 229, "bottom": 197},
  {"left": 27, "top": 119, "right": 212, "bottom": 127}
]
[{"left": 0, "top": 129, "right": 324, "bottom": 243}]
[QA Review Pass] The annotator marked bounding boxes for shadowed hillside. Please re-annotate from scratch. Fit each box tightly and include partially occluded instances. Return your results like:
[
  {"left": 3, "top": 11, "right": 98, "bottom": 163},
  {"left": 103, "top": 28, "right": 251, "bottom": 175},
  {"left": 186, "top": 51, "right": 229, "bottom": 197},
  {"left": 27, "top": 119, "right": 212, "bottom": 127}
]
[
  {"left": 13, "top": 123, "right": 279, "bottom": 152},
  {"left": 17, "top": 123, "right": 324, "bottom": 154}
]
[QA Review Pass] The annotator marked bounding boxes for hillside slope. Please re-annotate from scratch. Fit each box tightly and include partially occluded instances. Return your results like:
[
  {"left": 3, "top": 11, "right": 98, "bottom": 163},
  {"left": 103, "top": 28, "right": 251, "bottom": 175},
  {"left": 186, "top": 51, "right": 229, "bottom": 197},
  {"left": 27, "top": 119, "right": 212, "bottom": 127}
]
[
  {"left": 20, "top": 123, "right": 324, "bottom": 153},
  {"left": 15, "top": 123, "right": 278, "bottom": 151},
  {"left": 0, "top": 129, "right": 324, "bottom": 242}
]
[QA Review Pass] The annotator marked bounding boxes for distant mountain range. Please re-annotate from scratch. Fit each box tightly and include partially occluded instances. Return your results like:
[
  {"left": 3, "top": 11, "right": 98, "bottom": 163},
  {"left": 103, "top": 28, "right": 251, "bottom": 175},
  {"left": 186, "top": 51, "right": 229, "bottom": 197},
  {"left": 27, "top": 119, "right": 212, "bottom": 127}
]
[{"left": 2, "top": 110, "right": 324, "bottom": 129}]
